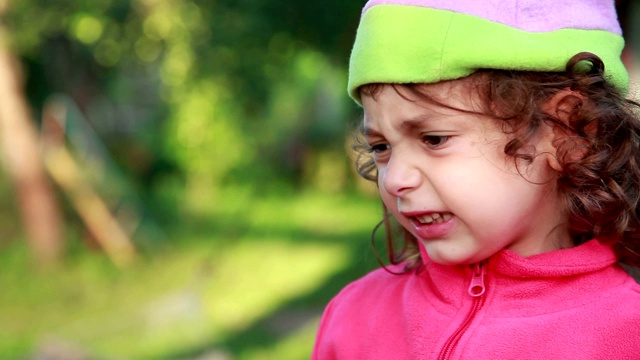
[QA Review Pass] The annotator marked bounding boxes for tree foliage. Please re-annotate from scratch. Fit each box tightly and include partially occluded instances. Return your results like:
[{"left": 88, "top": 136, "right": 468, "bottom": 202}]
[{"left": 4, "top": 0, "right": 366, "bottom": 214}]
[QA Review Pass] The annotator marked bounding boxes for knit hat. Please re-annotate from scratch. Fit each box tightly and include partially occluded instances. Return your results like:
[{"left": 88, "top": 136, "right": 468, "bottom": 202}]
[{"left": 348, "top": 0, "right": 629, "bottom": 103}]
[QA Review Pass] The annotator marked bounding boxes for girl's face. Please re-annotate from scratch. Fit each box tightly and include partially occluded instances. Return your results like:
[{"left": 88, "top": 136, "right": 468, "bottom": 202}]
[{"left": 362, "top": 81, "right": 571, "bottom": 265}]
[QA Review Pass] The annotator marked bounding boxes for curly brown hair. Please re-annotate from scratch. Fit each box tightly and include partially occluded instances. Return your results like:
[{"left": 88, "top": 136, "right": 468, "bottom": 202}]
[{"left": 353, "top": 52, "right": 640, "bottom": 269}]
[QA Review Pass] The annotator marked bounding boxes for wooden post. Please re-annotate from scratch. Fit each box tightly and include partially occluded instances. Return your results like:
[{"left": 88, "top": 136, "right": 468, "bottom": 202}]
[
  {"left": 0, "top": 21, "right": 64, "bottom": 265},
  {"left": 41, "top": 140, "right": 136, "bottom": 268}
]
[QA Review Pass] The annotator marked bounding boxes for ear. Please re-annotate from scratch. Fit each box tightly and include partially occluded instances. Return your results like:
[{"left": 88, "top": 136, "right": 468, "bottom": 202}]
[{"left": 539, "top": 89, "right": 588, "bottom": 172}]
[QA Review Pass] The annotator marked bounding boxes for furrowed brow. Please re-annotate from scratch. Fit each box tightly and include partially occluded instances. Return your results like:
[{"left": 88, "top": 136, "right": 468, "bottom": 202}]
[
  {"left": 362, "top": 114, "right": 434, "bottom": 137},
  {"left": 361, "top": 126, "right": 381, "bottom": 137},
  {"left": 400, "top": 116, "right": 432, "bottom": 132}
]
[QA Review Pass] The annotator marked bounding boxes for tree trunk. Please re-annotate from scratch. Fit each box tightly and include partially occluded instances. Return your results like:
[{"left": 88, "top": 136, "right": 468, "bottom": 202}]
[{"left": 0, "top": 24, "right": 64, "bottom": 265}]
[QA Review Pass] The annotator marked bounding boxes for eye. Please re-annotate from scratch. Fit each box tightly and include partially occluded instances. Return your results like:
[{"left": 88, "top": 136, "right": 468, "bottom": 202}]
[
  {"left": 368, "top": 143, "right": 390, "bottom": 154},
  {"left": 423, "top": 135, "right": 450, "bottom": 148}
]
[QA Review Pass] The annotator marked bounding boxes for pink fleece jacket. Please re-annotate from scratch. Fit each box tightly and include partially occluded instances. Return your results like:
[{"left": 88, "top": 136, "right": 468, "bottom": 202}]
[{"left": 312, "top": 240, "right": 640, "bottom": 359}]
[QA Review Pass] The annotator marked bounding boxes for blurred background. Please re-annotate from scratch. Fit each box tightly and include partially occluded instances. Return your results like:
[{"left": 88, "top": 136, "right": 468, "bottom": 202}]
[{"left": 0, "top": 1, "right": 638, "bottom": 359}]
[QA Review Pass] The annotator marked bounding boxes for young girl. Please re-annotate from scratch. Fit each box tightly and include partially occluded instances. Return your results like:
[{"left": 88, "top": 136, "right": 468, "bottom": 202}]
[{"left": 312, "top": 0, "right": 640, "bottom": 358}]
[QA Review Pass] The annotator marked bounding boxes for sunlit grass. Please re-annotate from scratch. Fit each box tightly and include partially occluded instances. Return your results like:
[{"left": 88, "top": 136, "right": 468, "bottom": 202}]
[
  {"left": 202, "top": 240, "right": 348, "bottom": 331},
  {"left": 0, "top": 189, "right": 381, "bottom": 359},
  {"left": 238, "top": 318, "right": 321, "bottom": 360}
]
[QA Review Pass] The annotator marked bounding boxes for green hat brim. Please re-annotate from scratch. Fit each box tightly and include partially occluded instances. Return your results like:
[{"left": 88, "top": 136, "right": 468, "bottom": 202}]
[{"left": 348, "top": 5, "right": 628, "bottom": 104}]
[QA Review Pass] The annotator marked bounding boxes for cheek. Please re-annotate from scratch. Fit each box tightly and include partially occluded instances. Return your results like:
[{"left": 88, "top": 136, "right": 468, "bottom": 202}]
[{"left": 378, "top": 184, "right": 395, "bottom": 208}]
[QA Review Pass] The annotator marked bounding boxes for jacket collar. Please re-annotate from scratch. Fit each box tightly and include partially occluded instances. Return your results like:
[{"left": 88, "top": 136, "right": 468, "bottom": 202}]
[
  {"left": 490, "top": 239, "right": 617, "bottom": 278},
  {"left": 418, "top": 239, "right": 617, "bottom": 279},
  {"left": 416, "top": 239, "right": 624, "bottom": 314}
]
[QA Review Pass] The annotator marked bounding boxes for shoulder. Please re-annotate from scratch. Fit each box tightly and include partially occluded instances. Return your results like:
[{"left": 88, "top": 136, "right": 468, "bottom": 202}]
[
  {"left": 312, "top": 264, "right": 418, "bottom": 357},
  {"left": 317, "top": 263, "right": 419, "bottom": 328},
  {"left": 331, "top": 264, "right": 415, "bottom": 304}
]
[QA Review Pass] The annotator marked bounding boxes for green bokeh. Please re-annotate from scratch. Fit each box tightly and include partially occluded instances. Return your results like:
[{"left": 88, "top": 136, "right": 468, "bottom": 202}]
[{"left": 1, "top": 0, "right": 638, "bottom": 358}]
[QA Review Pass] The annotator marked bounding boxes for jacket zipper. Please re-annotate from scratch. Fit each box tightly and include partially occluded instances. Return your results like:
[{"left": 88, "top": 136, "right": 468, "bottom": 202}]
[{"left": 437, "top": 262, "right": 487, "bottom": 360}]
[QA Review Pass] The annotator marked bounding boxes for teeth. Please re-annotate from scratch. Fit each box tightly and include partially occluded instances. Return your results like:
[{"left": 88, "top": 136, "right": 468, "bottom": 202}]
[
  {"left": 416, "top": 213, "right": 451, "bottom": 224},
  {"left": 418, "top": 215, "right": 433, "bottom": 224}
]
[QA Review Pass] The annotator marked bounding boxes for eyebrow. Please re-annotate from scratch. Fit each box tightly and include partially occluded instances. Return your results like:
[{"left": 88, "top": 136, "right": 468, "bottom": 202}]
[
  {"left": 400, "top": 116, "right": 432, "bottom": 132},
  {"left": 362, "top": 115, "right": 433, "bottom": 136},
  {"left": 361, "top": 125, "right": 381, "bottom": 137}
]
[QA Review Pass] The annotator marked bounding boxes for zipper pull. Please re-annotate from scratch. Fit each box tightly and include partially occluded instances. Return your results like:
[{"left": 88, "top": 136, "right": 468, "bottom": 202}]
[{"left": 468, "top": 262, "right": 486, "bottom": 297}]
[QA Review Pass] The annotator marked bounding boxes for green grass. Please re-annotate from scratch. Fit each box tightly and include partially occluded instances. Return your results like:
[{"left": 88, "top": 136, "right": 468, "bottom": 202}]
[{"left": 0, "top": 188, "right": 382, "bottom": 359}]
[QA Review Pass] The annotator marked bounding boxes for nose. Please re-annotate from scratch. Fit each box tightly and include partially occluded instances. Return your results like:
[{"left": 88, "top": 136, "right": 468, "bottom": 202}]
[{"left": 381, "top": 151, "right": 422, "bottom": 197}]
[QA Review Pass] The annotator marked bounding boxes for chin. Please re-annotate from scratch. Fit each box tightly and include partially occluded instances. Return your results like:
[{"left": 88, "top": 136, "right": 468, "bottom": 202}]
[
  {"left": 423, "top": 242, "right": 488, "bottom": 266},
  {"left": 426, "top": 249, "right": 474, "bottom": 266}
]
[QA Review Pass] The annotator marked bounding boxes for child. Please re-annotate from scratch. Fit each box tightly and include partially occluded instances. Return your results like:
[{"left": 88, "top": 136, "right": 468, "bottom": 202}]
[{"left": 312, "top": 0, "right": 640, "bottom": 359}]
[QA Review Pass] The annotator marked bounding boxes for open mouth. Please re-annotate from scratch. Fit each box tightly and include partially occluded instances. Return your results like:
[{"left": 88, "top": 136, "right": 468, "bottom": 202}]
[{"left": 414, "top": 212, "right": 452, "bottom": 225}]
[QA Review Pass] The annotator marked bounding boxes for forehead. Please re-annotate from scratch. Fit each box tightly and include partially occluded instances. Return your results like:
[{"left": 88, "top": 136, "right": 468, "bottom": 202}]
[{"left": 361, "top": 80, "right": 480, "bottom": 126}]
